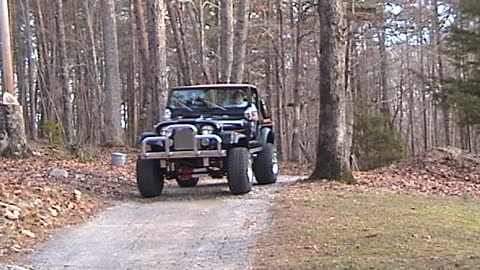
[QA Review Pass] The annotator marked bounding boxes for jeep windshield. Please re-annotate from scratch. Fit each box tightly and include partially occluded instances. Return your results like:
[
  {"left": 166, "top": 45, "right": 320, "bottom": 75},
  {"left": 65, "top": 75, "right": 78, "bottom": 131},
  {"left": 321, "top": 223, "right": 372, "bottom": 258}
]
[{"left": 167, "top": 87, "right": 250, "bottom": 116}]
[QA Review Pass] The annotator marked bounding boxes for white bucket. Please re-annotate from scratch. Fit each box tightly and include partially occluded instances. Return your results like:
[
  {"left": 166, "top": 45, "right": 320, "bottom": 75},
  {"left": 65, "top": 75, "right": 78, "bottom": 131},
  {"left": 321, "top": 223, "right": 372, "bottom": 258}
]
[{"left": 111, "top": 152, "right": 127, "bottom": 167}]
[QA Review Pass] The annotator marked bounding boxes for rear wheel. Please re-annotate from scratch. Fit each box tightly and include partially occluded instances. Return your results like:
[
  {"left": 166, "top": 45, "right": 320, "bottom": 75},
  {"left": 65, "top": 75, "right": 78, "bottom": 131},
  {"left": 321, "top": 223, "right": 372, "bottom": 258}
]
[
  {"left": 227, "top": 147, "right": 253, "bottom": 195},
  {"left": 253, "top": 143, "right": 279, "bottom": 185},
  {"left": 136, "top": 159, "right": 165, "bottom": 198},
  {"left": 176, "top": 178, "right": 199, "bottom": 187}
]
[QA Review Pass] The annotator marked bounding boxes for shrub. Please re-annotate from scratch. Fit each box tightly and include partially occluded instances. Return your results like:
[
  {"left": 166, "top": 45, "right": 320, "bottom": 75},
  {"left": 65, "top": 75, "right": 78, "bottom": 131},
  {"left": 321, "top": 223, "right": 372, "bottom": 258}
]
[{"left": 353, "top": 113, "right": 405, "bottom": 170}]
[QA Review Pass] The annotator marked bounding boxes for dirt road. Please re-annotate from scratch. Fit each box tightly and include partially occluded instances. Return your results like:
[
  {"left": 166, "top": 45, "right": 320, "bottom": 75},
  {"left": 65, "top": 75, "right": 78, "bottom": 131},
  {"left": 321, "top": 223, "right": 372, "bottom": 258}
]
[{"left": 8, "top": 176, "right": 298, "bottom": 270}]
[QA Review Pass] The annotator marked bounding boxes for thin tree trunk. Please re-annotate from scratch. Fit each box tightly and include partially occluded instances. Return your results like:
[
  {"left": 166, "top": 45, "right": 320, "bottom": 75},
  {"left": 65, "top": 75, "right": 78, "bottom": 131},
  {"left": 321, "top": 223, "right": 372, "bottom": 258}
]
[
  {"left": 219, "top": 0, "right": 233, "bottom": 83},
  {"left": 189, "top": 0, "right": 212, "bottom": 84},
  {"left": 134, "top": 0, "right": 153, "bottom": 132},
  {"left": 431, "top": 0, "right": 450, "bottom": 146},
  {"left": 167, "top": 0, "right": 192, "bottom": 85},
  {"left": 83, "top": 0, "right": 102, "bottom": 144},
  {"left": 291, "top": 0, "right": 302, "bottom": 162},
  {"left": 101, "top": 0, "right": 124, "bottom": 145},
  {"left": 0, "top": 0, "right": 14, "bottom": 95},
  {"left": 128, "top": 0, "right": 138, "bottom": 145},
  {"left": 23, "top": 0, "right": 37, "bottom": 139},
  {"left": 231, "top": 0, "right": 250, "bottom": 83},
  {"left": 54, "top": 0, "right": 73, "bottom": 142},
  {"left": 378, "top": 0, "right": 391, "bottom": 124}
]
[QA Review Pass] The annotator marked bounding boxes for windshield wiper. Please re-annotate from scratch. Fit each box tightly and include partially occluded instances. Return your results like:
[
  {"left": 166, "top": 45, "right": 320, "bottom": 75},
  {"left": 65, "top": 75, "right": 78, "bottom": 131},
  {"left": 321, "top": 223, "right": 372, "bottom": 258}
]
[{"left": 172, "top": 97, "right": 193, "bottom": 111}]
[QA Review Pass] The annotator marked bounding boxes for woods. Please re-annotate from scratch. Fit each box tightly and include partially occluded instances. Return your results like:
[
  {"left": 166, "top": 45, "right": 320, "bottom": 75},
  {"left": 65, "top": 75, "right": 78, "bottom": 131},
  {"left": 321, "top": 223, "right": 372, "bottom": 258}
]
[{"left": 0, "top": 0, "right": 479, "bottom": 169}]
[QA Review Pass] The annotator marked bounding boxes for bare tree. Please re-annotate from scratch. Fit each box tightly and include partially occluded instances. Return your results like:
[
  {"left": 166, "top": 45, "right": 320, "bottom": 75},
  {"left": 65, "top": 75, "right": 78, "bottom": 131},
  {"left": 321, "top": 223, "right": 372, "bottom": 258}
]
[
  {"left": 167, "top": 0, "right": 192, "bottom": 85},
  {"left": 231, "top": 0, "right": 250, "bottom": 83},
  {"left": 54, "top": 0, "right": 73, "bottom": 141},
  {"left": 146, "top": 0, "right": 168, "bottom": 122},
  {"left": 101, "top": 0, "right": 124, "bottom": 145},
  {"left": 310, "top": 0, "right": 353, "bottom": 182},
  {"left": 219, "top": 0, "right": 234, "bottom": 83}
]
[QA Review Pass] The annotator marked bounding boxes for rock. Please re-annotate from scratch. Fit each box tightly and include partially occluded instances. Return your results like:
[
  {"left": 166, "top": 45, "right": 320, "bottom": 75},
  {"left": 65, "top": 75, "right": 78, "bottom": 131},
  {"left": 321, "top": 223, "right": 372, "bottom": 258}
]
[
  {"left": 49, "top": 169, "right": 69, "bottom": 178},
  {"left": 21, "top": 230, "right": 35, "bottom": 238},
  {"left": 10, "top": 245, "right": 21, "bottom": 253},
  {"left": 0, "top": 202, "right": 21, "bottom": 212},
  {"left": 4, "top": 209, "right": 20, "bottom": 220},
  {"left": 49, "top": 208, "right": 58, "bottom": 217},
  {"left": 73, "top": 189, "right": 82, "bottom": 201},
  {"left": 33, "top": 198, "right": 43, "bottom": 207}
]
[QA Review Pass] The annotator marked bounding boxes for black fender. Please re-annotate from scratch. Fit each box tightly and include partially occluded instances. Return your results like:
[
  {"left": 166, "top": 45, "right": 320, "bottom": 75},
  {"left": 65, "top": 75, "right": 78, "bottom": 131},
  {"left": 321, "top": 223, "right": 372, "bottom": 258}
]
[
  {"left": 260, "top": 128, "right": 275, "bottom": 147},
  {"left": 221, "top": 132, "right": 248, "bottom": 147},
  {"left": 137, "top": 132, "right": 160, "bottom": 145}
]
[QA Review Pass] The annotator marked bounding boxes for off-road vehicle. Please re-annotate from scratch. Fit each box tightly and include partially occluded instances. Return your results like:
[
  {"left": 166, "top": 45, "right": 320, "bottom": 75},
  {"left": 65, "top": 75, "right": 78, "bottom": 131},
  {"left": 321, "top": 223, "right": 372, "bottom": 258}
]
[{"left": 136, "top": 84, "right": 279, "bottom": 197}]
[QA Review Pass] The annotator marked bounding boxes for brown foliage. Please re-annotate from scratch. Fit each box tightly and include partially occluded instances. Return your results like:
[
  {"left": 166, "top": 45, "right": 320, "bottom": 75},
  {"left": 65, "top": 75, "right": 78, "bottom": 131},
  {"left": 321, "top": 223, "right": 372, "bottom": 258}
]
[
  {"left": 357, "top": 147, "right": 480, "bottom": 197},
  {"left": 0, "top": 146, "right": 137, "bottom": 262}
]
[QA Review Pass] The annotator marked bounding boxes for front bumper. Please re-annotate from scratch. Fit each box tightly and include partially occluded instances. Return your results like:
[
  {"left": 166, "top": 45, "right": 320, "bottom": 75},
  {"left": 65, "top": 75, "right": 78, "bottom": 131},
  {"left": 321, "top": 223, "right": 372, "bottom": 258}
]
[{"left": 139, "top": 135, "right": 226, "bottom": 160}]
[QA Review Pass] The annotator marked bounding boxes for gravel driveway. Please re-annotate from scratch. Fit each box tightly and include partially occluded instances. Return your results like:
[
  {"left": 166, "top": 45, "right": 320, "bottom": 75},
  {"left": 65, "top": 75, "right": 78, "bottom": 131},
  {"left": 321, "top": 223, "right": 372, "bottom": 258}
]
[{"left": 8, "top": 176, "right": 299, "bottom": 270}]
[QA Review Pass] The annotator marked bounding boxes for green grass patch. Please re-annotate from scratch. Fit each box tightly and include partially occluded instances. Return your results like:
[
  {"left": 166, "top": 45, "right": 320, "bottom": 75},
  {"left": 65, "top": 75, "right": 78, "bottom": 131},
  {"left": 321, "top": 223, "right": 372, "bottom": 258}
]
[{"left": 256, "top": 190, "right": 480, "bottom": 270}]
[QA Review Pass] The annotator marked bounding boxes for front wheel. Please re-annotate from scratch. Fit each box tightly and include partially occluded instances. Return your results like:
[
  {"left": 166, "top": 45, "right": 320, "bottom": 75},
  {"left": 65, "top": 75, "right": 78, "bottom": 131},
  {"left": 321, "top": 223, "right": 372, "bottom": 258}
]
[
  {"left": 227, "top": 147, "right": 253, "bottom": 195},
  {"left": 253, "top": 143, "right": 279, "bottom": 185},
  {"left": 136, "top": 159, "right": 165, "bottom": 198}
]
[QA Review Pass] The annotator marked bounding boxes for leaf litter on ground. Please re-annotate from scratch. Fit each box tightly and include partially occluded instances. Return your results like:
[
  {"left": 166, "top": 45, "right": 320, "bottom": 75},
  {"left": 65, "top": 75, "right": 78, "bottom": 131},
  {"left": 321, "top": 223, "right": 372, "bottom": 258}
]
[{"left": 0, "top": 145, "right": 138, "bottom": 262}]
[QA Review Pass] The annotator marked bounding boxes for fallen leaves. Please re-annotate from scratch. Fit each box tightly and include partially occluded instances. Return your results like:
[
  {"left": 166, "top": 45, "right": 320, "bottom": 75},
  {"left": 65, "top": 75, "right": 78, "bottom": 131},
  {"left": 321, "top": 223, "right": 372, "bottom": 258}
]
[
  {"left": 0, "top": 145, "right": 138, "bottom": 262},
  {"left": 357, "top": 147, "right": 480, "bottom": 197}
]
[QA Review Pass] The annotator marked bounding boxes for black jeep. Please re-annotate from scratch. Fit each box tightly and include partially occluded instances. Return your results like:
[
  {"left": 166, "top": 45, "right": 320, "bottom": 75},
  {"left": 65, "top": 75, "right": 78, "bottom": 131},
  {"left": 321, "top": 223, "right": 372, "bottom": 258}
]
[{"left": 136, "top": 84, "right": 279, "bottom": 197}]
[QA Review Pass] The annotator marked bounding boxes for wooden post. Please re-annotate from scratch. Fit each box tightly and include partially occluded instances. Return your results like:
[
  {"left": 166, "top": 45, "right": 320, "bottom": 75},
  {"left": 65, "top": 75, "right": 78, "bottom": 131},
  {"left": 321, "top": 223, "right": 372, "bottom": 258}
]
[{"left": 0, "top": 0, "right": 14, "bottom": 94}]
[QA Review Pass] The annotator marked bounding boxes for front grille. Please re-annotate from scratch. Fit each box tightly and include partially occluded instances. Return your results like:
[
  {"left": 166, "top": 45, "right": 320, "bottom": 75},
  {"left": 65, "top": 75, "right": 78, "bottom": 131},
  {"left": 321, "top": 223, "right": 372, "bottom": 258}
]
[{"left": 173, "top": 128, "right": 195, "bottom": 150}]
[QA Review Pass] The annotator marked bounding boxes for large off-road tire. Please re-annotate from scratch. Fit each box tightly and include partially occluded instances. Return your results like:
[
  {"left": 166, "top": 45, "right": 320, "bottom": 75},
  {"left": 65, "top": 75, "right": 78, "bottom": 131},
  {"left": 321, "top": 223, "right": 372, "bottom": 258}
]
[
  {"left": 176, "top": 178, "right": 199, "bottom": 187},
  {"left": 227, "top": 147, "right": 253, "bottom": 195},
  {"left": 253, "top": 143, "right": 279, "bottom": 185},
  {"left": 136, "top": 159, "right": 165, "bottom": 198}
]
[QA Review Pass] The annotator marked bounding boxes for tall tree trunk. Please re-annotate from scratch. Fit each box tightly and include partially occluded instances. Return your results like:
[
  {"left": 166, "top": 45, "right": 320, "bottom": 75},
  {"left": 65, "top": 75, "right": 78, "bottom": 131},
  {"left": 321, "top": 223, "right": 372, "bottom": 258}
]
[
  {"left": 0, "top": 0, "right": 14, "bottom": 95},
  {"left": 101, "top": 0, "right": 124, "bottom": 146},
  {"left": 275, "top": 0, "right": 287, "bottom": 160},
  {"left": 134, "top": 0, "right": 153, "bottom": 132},
  {"left": 83, "top": 0, "right": 102, "bottom": 144},
  {"left": 23, "top": 0, "right": 37, "bottom": 139},
  {"left": 167, "top": 0, "right": 192, "bottom": 85},
  {"left": 291, "top": 0, "right": 302, "bottom": 162},
  {"left": 147, "top": 0, "right": 168, "bottom": 123},
  {"left": 432, "top": 0, "right": 450, "bottom": 146},
  {"left": 219, "top": 0, "right": 234, "bottom": 83},
  {"left": 231, "top": 0, "right": 250, "bottom": 83},
  {"left": 127, "top": 0, "right": 138, "bottom": 145},
  {"left": 310, "top": 0, "right": 353, "bottom": 182},
  {"left": 189, "top": 0, "right": 212, "bottom": 84},
  {"left": 378, "top": 0, "right": 391, "bottom": 123},
  {"left": 54, "top": 0, "right": 73, "bottom": 142},
  {"left": 0, "top": 0, "right": 30, "bottom": 158}
]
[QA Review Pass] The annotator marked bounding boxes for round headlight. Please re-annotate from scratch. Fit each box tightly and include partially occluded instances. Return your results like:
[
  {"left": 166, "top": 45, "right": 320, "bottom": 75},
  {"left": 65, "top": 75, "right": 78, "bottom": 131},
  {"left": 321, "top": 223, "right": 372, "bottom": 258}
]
[
  {"left": 201, "top": 138, "right": 210, "bottom": 146},
  {"left": 201, "top": 125, "right": 214, "bottom": 135}
]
